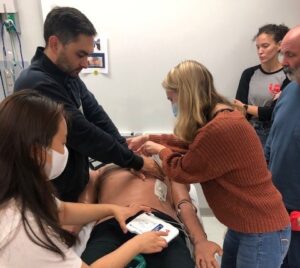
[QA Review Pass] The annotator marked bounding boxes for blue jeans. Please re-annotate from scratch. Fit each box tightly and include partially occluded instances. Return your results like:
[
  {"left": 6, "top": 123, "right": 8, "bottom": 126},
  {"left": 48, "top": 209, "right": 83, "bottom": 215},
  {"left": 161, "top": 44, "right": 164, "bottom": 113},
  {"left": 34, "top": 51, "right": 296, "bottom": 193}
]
[
  {"left": 281, "top": 209, "right": 300, "bottom": 268},
  {"left": 221, "top": 226, "right": 291, "bottom": 268},
  {"left": 250, "top": 120, "right": 271, "bottom": 147}
]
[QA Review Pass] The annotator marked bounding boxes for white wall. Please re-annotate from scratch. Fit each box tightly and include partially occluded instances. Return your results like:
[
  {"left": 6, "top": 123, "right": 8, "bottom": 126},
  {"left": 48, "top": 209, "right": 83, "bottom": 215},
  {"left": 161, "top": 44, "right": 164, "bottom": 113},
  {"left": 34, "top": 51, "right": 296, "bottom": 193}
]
[
  {"left": 14, "top": 0, "right": 299, "bottom": 210},
  {"left": 16, "top": 0, "right": 300, "bottom": 134},
  {"left": 15, "top": 0, "right": 44, "bottom": 60}
]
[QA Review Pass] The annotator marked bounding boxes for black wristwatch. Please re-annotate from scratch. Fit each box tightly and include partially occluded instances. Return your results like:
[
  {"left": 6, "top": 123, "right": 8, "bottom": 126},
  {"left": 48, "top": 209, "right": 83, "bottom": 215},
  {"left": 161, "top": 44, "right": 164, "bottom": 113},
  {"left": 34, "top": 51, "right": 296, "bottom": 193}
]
[{"left": 243, "top": 104, "right": 248, "bottom": 111}]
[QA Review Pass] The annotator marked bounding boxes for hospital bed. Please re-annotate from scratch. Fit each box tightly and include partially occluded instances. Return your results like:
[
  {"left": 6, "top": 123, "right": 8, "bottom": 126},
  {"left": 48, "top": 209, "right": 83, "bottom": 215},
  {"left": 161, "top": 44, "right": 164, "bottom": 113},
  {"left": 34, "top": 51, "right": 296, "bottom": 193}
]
[{"left": 72, "top": 184, "right": 203, "bottom": 256}]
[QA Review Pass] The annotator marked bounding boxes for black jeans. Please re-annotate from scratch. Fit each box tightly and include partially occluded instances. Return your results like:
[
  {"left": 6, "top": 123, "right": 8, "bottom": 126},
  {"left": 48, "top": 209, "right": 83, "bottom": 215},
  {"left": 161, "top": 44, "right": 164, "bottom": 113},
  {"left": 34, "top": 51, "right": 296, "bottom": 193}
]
[
  {"left": 250, "top": 120, "right": 271, "bottom": 147},
  {"left": 282, "top": 209, "right": 300, "bottom": 268},
  {"left": 81, "top": 211, "right": 195, "bottom": 268}
]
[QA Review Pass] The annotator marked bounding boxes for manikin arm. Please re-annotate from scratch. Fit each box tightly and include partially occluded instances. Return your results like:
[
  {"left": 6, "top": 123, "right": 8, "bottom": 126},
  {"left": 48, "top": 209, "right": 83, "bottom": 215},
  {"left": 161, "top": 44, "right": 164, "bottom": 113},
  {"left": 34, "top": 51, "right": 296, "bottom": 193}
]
[{"left": 170, "top": 181, "right": 223, "bottom": 268}]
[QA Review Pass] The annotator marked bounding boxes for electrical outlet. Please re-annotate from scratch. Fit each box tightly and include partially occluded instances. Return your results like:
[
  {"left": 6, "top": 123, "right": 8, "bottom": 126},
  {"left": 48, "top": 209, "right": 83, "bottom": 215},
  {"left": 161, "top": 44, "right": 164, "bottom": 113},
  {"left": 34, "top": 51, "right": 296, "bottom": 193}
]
[{"left": 4, "top": 18, "right": 15, "bottom": 32}]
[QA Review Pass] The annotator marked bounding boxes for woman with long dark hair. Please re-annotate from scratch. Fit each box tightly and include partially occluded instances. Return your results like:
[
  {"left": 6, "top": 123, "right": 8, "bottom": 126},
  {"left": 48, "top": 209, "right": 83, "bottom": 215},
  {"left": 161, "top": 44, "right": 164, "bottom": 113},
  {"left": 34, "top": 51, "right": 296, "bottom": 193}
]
[{"left": 0, "top": 90, "right": 167, "bottom": 268}]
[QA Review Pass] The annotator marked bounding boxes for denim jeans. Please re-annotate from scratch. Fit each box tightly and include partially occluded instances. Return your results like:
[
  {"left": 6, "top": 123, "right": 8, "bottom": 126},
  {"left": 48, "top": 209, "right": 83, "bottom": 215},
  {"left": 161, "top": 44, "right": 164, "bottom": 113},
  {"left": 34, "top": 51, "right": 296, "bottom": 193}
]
[
  {"left": 281, "top": 230, "right": 300, "bottom": 268},
  {"left": 221, "top": 226, "right": 291, "bottom": 268},
  {"left": 250, "top": 120, "right": 271, "bottom": 147},
  {"left": 282, "top": 209, "right": 300, "bottom": 268}
]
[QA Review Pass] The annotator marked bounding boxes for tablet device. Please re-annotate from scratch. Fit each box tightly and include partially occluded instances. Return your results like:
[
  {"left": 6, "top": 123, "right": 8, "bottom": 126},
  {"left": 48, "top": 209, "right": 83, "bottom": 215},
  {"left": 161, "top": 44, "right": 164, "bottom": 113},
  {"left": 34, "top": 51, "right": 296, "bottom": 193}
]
[{"left": 126, "top": 212, "right": 179, "bottom": 243}]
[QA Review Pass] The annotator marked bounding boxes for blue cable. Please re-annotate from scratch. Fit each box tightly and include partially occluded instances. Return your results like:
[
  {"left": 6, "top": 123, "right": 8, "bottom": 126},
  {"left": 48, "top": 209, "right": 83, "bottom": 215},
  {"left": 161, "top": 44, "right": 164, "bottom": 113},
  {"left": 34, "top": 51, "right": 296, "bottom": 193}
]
[
  {"left": 1, "top": 22, "right": 7, "bottom": 59},
  {"left": 1, "top": 20, "right": 24, "bottom": 69},
  {"left": 0, "top": 71, "right": 7, "bottom": 98},
  {"left": 11, "top": 22, "right": 24, "bottom": 68}
]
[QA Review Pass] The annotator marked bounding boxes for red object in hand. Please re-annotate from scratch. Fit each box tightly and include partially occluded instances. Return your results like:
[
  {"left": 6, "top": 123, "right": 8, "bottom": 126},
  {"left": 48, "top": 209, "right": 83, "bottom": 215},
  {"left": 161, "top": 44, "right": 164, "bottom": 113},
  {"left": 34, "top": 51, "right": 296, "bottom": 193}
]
[{"left": 290, "top": 211, "right": 300, "bottom": 231}]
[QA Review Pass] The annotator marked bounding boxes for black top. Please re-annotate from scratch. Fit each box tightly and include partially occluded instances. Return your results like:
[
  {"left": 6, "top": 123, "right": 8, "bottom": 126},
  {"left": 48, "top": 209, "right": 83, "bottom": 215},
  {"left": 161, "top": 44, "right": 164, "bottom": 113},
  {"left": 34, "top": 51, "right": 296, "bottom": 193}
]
[{"left": 14, "top": 47, "right": 143, "bottom": 201}]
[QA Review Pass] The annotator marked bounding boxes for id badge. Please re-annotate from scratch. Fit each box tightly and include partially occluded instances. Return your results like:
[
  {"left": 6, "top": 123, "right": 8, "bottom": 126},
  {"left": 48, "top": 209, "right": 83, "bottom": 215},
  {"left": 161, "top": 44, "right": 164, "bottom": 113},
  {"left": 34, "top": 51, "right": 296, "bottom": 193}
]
[{"left": 154, "top": 179, "right": 167, "bottom": 202}]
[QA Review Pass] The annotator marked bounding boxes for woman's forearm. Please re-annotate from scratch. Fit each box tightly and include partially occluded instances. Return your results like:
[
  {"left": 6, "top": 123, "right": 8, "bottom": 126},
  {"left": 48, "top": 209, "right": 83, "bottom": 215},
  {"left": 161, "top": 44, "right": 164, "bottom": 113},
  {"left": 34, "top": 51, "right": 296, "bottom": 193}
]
[
  {"left": 246, "top": 105, "right": 258, "bottom": 117},
  {"left": 59, "top": 202, "right": 117, "bottom": 225}
]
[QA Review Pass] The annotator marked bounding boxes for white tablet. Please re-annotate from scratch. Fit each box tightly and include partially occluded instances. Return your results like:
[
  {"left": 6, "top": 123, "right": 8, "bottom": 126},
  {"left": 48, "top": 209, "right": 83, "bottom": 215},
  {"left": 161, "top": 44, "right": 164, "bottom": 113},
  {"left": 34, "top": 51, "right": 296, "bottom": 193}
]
[{"left": 126, "top": 212, "right": 179, "bottom": 243}]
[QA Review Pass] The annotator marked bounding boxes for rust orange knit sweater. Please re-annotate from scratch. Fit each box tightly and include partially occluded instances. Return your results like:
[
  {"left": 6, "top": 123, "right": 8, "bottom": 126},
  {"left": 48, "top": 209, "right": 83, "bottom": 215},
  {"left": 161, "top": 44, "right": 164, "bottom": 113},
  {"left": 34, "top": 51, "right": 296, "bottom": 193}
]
[{"left": 150, "top": 110, "right": 289, "bottom": 233}]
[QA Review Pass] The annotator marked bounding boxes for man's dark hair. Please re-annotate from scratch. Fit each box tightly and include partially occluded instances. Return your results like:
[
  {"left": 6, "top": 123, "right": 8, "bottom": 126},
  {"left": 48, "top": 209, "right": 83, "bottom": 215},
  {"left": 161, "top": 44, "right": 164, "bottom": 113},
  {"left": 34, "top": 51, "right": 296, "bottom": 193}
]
[{"left": 44, "top": 6, "right": 97, "bottom": 45}]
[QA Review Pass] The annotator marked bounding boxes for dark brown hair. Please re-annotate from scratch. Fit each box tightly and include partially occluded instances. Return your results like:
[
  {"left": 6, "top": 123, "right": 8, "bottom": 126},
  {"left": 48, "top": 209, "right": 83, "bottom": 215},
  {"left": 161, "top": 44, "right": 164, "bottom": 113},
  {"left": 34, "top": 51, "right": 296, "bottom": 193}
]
[
  {"left": 253, "top": 24, "right": 289, "bottom": 43},
  {"left": 0, "top": 90, "right": 75, "bottom": 257},
  {"left": 44, "top": 6, "right": 97, "bottom": 45}
]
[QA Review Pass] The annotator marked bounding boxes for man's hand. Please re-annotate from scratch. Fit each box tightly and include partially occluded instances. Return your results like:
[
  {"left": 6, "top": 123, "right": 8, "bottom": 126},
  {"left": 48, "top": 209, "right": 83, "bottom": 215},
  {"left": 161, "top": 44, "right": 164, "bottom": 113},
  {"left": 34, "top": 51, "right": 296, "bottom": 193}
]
[
  {"left": 138, "top": 141, "right": 166, "bottom": 156},
  {"left": 194, "top": 240, "right": 223, "bottom": 268},
  {"left": 129, "top": 169, "right": 146, "bottom": 180},
  {"left": 112, "top": 204, "right": 151, "bottom": 233},
  {"left": 297, "top": 215, "right": 300, "bottom": 227},
  {"left": 141, "top": 156, "right": 165, "bottom": 180},
  {"left": 127, "top": 135, "right": 149, "bottom": 151}
]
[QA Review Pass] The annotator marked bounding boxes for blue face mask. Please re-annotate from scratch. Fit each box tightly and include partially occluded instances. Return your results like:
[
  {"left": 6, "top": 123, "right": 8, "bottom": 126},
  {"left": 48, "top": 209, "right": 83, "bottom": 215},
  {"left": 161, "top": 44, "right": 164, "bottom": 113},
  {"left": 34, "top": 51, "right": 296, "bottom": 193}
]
[{"left": 172, "top": 103, "right": 178, "bottom": 117}]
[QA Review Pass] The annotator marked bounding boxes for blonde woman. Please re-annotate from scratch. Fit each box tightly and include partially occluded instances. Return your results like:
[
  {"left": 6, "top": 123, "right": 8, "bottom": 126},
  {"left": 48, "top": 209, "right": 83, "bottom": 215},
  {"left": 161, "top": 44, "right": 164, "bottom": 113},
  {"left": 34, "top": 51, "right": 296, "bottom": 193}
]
[{"left": 128, "top": 60, "right": 291, "bottom": 268}]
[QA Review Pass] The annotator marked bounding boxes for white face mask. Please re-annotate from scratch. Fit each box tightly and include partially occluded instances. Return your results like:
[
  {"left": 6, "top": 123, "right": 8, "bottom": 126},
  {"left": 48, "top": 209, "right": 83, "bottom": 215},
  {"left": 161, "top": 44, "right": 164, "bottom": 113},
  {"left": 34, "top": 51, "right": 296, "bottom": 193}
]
[{"left": 44, "top": 145, "right": 69, "bottom": 180}]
